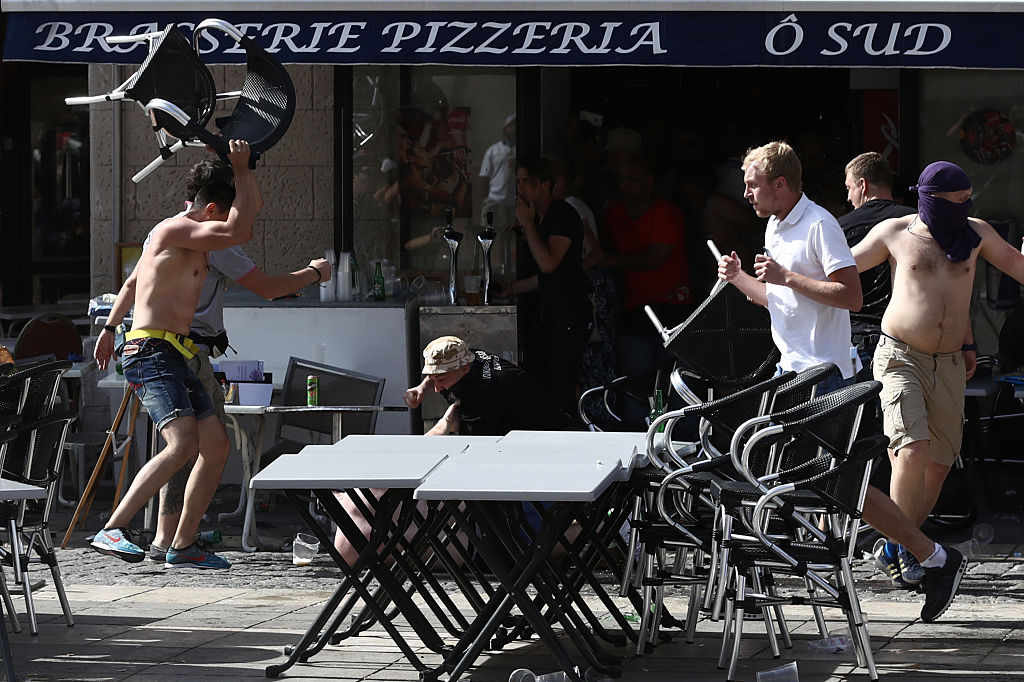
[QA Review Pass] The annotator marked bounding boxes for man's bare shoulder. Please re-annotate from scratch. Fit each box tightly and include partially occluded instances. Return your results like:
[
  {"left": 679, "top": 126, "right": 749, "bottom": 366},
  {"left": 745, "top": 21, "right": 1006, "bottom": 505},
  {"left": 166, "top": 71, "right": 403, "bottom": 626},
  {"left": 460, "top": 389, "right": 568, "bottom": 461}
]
[
  {"left": 870, "top": 213, "right": 915, "bottom": 241},
  {"left": 148, "top": 214, "right": 202, "bottom": 249}
]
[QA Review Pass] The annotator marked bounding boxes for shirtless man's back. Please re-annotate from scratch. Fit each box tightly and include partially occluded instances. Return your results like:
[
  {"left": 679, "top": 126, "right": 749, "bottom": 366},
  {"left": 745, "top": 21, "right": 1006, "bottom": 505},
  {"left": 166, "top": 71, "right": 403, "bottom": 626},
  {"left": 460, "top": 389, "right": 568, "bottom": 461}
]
[{"left": 90, "top": 140, "right": 259, "bottom": 569}]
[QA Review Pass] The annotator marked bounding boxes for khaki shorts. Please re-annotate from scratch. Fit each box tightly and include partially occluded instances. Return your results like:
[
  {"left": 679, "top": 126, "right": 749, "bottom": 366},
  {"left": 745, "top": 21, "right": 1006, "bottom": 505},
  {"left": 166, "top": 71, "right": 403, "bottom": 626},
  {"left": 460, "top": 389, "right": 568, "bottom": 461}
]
[
  {"left": 873, "top": 334, "right": 964, "bottom": 466},
  {"left": 187, "top": 349, "right": 227, "bottom": 424}
]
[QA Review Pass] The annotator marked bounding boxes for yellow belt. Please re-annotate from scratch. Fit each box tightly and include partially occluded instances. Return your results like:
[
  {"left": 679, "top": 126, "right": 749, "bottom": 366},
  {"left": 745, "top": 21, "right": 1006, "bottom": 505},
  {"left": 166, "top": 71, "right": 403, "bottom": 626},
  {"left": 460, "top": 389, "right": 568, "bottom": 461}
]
[{"left": 124, "top": 328, "right": 198, "bottom": 360}]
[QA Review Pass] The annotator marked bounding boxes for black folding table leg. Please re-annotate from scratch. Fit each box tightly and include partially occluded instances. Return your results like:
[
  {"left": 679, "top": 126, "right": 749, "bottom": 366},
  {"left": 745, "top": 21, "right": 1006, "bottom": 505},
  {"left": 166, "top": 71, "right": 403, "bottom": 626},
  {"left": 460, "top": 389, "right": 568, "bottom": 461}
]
[
  {"left": 266, "top": 490, "right": 437, "bottom": 680},
  {"left": 443, "top": 501, "right": 588, "bottom": 682},
  {"left": 317, "top": 490, "right": 452, "bottom": 653}
]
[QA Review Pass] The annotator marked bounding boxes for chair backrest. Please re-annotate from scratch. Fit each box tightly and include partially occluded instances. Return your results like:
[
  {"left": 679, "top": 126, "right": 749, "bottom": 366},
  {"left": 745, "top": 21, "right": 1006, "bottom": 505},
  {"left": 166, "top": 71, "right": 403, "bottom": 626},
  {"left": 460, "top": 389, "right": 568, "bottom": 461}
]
[
  {"left": 192, "top": 19, "right": 296, "bottom": 159},
  {"left": 769, "top": 363, "right": 839, "bottom": 414},
  {"left": 750, "top": 380, "right": 882, "bottom": 480},
  {"left": 664, "top": 283, "right": 779, "bottom": 392},
  {"left": 3, "top": 411, "right": 76, "bottom": 527},
  {"left": 276, "top": 357, "right": 385, "bottom": 443},
  {"left": 0, "top": 360, "right": 71, "bottom": 480},
  {"left": 124, "top": 23, "right": 218, "bottom": 140},
  {"left": 14, "top": 313, "right": 82, "bottom": 361}
]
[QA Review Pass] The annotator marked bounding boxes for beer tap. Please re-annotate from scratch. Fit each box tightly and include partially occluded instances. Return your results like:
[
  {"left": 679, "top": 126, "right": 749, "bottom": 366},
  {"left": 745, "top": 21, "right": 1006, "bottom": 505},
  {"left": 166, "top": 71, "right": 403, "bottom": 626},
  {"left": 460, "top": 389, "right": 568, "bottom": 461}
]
[
  {"left": 442, "top": 209, "right": 462, "bottom": 305},
  {"left": 477, "top": 211, "right": 497, "bottom": 306}
]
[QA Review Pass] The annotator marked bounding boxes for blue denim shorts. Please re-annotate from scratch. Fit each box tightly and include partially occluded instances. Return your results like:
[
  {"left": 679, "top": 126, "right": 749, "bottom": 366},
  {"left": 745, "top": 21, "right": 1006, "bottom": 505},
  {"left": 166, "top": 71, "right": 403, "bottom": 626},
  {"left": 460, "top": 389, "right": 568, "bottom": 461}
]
[{"left": 121, "top": 338, "right": 215, "bottom": 430}]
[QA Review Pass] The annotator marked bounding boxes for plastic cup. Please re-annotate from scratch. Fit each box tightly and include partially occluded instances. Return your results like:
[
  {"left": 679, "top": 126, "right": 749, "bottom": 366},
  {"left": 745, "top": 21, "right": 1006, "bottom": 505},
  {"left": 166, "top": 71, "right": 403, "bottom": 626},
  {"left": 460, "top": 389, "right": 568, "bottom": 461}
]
[
  {"left": 973, "top": 522, "right": 995, "bottom": 545},
  {"left": 756, "top": 661, "right": 800, "bottom": 681},
  {"left": 292, "top": 533, "right": 319, "bottom": 566}
]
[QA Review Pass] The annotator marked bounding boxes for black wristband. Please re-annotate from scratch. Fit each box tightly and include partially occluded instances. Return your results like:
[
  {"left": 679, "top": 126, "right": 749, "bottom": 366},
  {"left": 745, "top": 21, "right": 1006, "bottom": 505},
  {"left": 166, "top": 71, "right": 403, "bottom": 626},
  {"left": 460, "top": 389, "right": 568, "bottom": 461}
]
[
  {"left": 103, "top": 324, "right": 117, "bottom": 333},
  {"left": 307, "top": 265, "right": 321, "bottom": 283},
  {"left": 961, "top": 342, "right": 978, "bottom": 352}
]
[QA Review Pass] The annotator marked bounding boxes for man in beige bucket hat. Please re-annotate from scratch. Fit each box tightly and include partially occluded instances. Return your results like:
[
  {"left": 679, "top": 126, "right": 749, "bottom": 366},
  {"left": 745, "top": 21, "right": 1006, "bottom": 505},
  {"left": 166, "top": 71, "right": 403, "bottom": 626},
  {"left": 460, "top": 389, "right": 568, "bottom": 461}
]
[{"left": 405, "top": 335, "right": 576, "bottom": 436}]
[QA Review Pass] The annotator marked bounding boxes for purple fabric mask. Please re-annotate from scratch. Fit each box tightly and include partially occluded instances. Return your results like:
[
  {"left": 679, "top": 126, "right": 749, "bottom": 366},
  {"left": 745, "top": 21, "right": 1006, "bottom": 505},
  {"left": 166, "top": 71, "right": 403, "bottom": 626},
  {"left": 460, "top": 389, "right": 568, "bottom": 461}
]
[{"left": 910, "top": 161, "right": 978, "bottom": 262}]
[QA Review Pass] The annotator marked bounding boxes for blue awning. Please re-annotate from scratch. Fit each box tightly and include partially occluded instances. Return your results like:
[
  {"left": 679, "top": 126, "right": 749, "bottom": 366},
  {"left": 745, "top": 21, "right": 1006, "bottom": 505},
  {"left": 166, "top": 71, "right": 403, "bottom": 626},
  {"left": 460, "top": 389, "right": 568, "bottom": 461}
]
[{"left": 2, "top": 1, "right": 1021, "bottom": 67}]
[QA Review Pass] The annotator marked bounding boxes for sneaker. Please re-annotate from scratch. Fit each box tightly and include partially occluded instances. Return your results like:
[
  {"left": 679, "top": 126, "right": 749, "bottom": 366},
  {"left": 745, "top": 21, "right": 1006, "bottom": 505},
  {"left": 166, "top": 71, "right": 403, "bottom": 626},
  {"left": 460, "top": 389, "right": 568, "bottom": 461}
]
[
  {"left": 149, "top": 533, "right": 212, "bottom": 563},
  {"left": 164, "top": 543, "right": 230, "bottom": 570},
  {"left": 872, "top": 540, "right": 909, "bottom": 588},
  {"left": 921, "top": 546, "right": 967, "bottom": 622},
  {"left": 899, "top": 547, "right": 925, "bottom": 585},
  {"left": 148, "top": 544, "right": 168, "bottom": 563},
  {"left": 90, "top": 528, "right": 145, "bottom": 563}
]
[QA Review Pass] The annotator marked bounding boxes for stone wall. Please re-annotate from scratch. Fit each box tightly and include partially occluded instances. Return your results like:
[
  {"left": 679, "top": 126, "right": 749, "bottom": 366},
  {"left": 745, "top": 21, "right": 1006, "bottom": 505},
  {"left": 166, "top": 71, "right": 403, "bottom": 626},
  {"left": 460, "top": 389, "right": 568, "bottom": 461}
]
[{"left": 88, "top": 63, "right": 335, "bottom": 297}]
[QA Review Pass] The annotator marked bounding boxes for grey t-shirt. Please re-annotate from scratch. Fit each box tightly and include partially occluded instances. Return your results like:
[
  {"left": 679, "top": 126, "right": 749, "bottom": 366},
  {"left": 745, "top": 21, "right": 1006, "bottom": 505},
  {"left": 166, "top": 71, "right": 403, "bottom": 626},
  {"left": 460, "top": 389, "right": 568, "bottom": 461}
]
[{"left": 142, "top": 219, "right": 256, "bottom": 338}]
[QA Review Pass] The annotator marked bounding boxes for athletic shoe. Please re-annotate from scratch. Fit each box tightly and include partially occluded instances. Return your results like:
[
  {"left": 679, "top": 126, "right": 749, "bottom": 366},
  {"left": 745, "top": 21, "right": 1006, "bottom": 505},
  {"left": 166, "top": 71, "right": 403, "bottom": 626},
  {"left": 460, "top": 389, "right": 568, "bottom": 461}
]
[
  {"left": 149, "top": 533, "right": 213, "bottom": 563},
  {"left": 871, "top": 540, "right": 909, "bottom": 588},
  {"left": 899, "top": 547, "right": 925, "bottom": 585},
  {"left": 148, "top": 544, "right": 169, "bottom": 563},
  {"left": 90, "top": 527, "right": 145, "bottom": 563},
  {"left": 921, "top": 546, "right": 967, "bottom": 622},
  {"left": 164, "top": 543, "right": 231, "bottom": 570}
]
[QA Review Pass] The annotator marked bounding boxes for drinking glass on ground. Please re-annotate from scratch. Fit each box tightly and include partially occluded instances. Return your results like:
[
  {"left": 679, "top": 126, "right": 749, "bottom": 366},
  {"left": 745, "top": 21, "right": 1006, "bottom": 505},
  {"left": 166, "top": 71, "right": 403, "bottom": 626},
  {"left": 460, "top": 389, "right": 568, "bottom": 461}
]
[{"left": 292, "top": 533, "right": 319, "bottom": 566}]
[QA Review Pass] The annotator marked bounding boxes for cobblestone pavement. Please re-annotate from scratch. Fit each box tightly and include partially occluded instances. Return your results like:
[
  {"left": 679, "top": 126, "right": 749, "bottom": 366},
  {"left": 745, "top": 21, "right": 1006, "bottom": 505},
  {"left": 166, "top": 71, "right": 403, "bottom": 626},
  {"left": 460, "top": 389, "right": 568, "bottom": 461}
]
[{"left": 28, "top": 487, "right": 1022, "bottom": 681}]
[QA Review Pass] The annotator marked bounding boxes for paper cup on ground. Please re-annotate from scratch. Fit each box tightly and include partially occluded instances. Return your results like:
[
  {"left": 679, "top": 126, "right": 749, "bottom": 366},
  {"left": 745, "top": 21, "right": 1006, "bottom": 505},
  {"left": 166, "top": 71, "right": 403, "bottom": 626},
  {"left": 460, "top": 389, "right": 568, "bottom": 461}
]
[{"left": 292, "top": 533, "right": 319, "bottom": 566}]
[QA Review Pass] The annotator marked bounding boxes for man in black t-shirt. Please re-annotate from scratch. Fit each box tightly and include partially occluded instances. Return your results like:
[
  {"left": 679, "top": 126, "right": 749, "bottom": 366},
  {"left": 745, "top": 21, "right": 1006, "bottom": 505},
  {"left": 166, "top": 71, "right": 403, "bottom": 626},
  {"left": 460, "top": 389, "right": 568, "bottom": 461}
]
[
  {"left": 840, "top": 152, "right": 915, "bottom": 368},
  {"left": 504, "top": 157, "right": 593, "bottom": 415},
  {"left": 404, "top": 336, "right": 578, "bottom": 435}
]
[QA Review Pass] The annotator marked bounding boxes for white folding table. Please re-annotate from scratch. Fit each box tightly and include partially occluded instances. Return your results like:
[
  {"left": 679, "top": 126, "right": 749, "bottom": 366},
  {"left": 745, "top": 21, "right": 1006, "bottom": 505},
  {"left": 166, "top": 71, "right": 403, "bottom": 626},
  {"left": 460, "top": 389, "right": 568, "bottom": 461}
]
[{"left": 251, "top": 434, "right": 500, "bottom": 679}]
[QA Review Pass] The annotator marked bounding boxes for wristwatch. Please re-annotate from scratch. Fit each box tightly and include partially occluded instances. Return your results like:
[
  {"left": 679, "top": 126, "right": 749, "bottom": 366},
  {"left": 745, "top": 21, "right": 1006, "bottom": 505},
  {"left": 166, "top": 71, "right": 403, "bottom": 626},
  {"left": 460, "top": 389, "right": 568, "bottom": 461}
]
[{"left": 103, "top": 324, "right": 117, "bottom": 333}]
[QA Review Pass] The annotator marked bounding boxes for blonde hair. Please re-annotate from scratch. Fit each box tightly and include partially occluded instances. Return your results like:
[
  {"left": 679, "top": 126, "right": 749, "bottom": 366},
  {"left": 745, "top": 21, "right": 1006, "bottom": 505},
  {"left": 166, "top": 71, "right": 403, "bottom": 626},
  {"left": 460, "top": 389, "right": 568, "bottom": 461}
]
[{"left": 742, "top": 141, "right": 802, "bottom": 194}]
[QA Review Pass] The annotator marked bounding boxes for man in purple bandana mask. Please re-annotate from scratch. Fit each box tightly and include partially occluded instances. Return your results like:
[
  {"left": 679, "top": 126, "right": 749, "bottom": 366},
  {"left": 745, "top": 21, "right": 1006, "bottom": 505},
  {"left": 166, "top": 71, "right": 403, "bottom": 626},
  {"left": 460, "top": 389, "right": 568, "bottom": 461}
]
[{"left": 853, "top": 160, "right": 1024, "bottom": 597}]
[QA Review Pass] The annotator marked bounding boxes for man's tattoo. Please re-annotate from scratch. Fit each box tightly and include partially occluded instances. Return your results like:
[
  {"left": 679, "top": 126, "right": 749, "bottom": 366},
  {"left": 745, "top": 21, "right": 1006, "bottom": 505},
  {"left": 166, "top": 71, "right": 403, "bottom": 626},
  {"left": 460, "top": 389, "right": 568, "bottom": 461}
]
[{"left": 159, "top": 464, "right": 193, "bottom": 516}]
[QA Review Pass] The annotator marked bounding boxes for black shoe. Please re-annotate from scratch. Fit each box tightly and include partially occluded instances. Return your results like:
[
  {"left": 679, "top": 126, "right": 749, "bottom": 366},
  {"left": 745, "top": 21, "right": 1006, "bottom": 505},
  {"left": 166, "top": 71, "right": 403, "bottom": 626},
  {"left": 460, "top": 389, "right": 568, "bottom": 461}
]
[{"left": 921, "top": 546, "right": 967, "bottom": 622}]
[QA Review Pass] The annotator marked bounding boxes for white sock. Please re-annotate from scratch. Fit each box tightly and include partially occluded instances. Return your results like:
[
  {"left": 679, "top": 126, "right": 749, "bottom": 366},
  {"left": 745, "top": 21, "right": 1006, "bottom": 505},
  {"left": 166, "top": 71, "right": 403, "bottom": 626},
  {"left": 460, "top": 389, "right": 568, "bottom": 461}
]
[{"left": 919, "top": 542, "right": 946, "bottom": 569}]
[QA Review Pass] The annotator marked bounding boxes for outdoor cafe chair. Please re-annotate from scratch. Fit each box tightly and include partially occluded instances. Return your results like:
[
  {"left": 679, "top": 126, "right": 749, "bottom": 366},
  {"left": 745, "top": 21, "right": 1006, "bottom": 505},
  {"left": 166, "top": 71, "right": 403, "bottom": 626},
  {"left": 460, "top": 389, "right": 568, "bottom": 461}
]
[
  {"left": 64, "top": 23, "right": 218, "bottom": 183},
  {"left": 704, "top": 381, "right": 882, "bottom": 680},
  {"left": 0, "top": 410, "right": 78, "bottom": 636},
  {"left": 0, "top": 360, "right": 71, "bottom": 477},
  {"left": 630, "top": 363, "right": 841, "bottom": 652},
  {"left": 12, "top": 314, "right": 82, "bottom": 363},
  {"left": 625, "top": 370, "right": 797, "bottom": 653},
  {"left": 188, "top": 19, "right": 297, "bottom": 169}
]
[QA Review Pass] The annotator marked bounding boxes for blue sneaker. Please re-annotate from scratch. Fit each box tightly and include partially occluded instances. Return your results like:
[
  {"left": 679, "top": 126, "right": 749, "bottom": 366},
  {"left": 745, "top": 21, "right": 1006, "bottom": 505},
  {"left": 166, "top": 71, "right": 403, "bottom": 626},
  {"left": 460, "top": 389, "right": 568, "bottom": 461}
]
[
  {"left": 90, "top": 527, "right": 145, "bottom": 563},
  {"left": 872, "top": 540, "right": 909, "bottom": 588},
  {"left": 165, "top": 543, "right": 230, "bottom": 570},
  {"left": 899, "top": 547, "right": 925, "bottom": 586}
]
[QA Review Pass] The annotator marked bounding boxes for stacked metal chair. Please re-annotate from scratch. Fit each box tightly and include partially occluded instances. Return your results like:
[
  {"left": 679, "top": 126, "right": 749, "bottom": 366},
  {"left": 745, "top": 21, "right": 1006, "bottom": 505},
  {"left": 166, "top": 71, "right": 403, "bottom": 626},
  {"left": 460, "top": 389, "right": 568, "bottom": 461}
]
[
  {"left": 613, "top": 282, "right": 781, "bottom": 652},
  {"left": 0, "top": 359, "right": 77, "bottom": 635},
  {"left": 633, "top": 363, "right": 839, "bottom": 652},
  {"left": 706, "top": 381, "right": 884, "bottom": 681}
]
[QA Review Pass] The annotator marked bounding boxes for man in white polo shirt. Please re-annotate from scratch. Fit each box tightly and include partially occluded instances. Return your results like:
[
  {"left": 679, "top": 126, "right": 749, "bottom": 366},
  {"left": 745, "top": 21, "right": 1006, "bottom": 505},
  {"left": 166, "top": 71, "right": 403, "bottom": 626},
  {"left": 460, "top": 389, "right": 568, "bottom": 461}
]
[
  {"left": 717, "top": 140, "right": 967, "bottom": 623},
  {"left": 719, "top": 140, "right": 862, "bottom": 390}
]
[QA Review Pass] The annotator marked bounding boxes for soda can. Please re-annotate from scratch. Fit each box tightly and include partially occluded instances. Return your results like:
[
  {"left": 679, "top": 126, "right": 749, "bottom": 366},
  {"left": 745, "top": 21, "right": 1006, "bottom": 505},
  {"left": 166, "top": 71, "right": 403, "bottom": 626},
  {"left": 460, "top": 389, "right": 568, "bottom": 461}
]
[{"left": 306, "top": 374, "right": 319, "bottom": 406}]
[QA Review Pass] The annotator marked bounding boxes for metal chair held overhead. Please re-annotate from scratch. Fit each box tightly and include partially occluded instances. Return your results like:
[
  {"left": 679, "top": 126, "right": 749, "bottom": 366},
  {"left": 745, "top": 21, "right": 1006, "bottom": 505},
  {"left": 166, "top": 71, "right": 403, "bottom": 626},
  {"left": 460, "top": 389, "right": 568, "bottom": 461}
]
[{"left": 64, "top": 23, "right": 218, "bottom": 183}]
